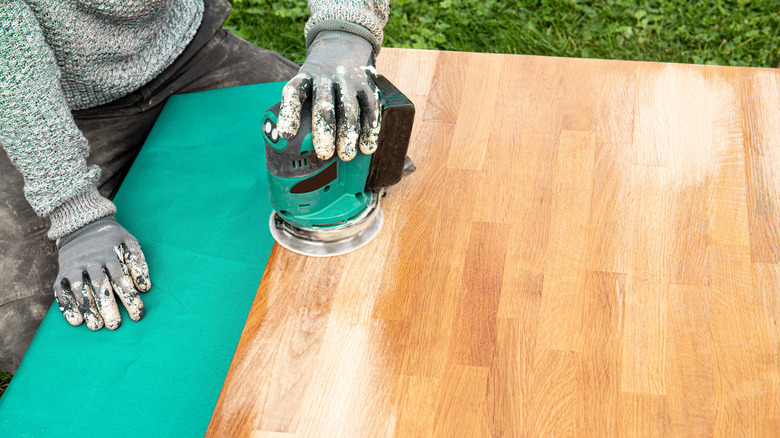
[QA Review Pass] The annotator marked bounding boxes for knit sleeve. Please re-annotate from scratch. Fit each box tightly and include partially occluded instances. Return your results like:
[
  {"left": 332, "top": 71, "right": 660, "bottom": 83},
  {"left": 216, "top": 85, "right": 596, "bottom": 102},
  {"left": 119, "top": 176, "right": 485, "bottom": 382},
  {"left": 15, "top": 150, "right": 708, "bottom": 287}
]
[
  {"left": 0, "top": 1, "right": 115, "bottom": 239},
  {"left": 305, "top": 0, "right": 390, "bottom": 53}
]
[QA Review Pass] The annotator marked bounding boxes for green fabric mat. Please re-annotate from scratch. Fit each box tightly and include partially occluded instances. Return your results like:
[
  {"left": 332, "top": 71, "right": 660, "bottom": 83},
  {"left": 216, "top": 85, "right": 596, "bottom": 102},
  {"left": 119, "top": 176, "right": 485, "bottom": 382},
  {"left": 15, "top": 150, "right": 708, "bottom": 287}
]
[{"left": 0, "top": 82, "right": 284, "bottom": 437}]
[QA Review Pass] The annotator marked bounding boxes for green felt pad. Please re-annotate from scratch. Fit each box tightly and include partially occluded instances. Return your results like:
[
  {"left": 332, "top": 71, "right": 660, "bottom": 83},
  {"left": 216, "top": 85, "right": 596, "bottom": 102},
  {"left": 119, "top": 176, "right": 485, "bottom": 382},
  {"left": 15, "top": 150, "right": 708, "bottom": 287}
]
[{"left": 0, "top": 82, "right": 285, "bottom": 437}]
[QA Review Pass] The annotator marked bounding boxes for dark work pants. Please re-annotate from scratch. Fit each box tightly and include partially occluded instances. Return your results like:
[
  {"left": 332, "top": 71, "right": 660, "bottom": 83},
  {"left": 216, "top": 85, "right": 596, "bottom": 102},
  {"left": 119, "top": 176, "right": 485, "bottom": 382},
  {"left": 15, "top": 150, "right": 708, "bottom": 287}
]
[{"left": 0, "top": 0, "right": 299, "bottom": 373}]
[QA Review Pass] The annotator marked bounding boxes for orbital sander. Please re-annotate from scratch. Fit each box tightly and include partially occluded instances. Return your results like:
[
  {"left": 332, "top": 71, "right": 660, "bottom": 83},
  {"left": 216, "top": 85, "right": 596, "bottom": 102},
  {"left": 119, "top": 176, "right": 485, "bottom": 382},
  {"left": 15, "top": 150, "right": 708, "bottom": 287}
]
[{"left": 261, "top": 76, "right": 415, "bottom": 257}]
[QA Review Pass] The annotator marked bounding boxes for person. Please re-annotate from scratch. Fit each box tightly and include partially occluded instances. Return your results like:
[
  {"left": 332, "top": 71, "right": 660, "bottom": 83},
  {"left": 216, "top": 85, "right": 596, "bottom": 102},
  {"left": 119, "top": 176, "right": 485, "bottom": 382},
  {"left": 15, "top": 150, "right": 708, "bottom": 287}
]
[{"left": 0, "top": 0, "right": 389, "bottom": 373}]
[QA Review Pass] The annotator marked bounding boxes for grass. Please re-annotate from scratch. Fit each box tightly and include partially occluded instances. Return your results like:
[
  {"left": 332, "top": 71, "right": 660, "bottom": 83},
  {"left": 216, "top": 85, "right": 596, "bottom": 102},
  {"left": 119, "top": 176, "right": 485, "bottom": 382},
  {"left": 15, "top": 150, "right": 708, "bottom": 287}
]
[
  {"left": 0, "top": 371, "right": 11, "bottom": 400},
  {"left": 225, "top": 0, "right": 780, "bottom": 67}
]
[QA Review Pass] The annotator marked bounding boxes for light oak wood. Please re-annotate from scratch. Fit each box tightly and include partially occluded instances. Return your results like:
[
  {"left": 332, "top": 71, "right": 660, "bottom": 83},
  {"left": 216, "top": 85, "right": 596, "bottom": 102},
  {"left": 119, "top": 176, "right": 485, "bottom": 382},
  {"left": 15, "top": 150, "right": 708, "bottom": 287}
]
[{"left": 207, "top": 49, "right": 780, "bottom": 437}]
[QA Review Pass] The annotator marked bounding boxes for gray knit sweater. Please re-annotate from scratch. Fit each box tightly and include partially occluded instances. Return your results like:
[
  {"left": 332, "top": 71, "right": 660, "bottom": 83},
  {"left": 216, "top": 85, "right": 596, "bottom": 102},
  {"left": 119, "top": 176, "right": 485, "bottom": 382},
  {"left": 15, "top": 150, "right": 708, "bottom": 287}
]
[{"left": 0, "top": 0, "right": 389, "bottom": 240}]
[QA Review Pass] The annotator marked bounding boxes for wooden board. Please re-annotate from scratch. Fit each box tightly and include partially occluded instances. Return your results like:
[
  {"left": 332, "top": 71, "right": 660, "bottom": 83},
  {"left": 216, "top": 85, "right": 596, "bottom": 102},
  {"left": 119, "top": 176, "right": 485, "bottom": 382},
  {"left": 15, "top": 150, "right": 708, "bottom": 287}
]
[{"left": 206, "top": 49, "right": 780, "bottom": 437}]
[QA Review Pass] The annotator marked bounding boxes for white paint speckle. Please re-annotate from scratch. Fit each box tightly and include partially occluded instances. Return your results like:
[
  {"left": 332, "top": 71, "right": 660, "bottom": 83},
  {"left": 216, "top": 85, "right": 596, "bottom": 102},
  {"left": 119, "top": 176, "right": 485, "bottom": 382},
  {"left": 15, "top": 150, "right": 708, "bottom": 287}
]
[{"left": 361, "top": 65, "right": 377, "bottom": 76}]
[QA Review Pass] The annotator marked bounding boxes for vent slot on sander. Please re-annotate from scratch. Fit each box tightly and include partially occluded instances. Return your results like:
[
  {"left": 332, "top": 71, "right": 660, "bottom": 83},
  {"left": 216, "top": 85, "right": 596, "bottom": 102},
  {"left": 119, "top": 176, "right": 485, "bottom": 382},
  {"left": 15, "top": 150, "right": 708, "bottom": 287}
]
[{"left": 365, "top": 75, "right": 416, "bottom": 191}]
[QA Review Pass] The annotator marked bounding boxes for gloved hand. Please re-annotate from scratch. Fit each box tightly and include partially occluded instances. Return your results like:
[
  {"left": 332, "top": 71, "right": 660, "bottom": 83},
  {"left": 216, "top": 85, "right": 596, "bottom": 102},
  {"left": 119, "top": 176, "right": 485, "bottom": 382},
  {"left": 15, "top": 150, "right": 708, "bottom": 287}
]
[
  {"left": 277, "top": 30, "right": 381, "bottom": 161},
  {"left": 54, "top": 215, "right": 150, "bottom": 330}
]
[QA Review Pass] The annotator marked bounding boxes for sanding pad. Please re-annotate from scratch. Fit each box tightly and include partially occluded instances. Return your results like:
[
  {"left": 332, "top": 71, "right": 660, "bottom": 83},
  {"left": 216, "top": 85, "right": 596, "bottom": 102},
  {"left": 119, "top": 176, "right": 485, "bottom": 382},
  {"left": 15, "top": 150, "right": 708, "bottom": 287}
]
[{"left": 269, "top": 194, "right": 384, "bottom": 257}]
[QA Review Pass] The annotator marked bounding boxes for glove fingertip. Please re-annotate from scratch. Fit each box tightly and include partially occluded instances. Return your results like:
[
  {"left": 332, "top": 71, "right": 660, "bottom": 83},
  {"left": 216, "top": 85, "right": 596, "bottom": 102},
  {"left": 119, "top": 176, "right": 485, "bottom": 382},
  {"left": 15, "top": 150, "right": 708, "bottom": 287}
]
[
  {"left": 132, "top": 268, "right": 152, "bottom": 293},
  {"left": 276, "top": 116, "right": 299, "bottom": 139},
  {"left": 278, "top": 75, "right": 311, "bottom": 138},
  {"left": 278, "top": 129, "right": 296, "bottom": 140},
  {"left": 129, "top": 304, "right": 145, "bottom": 322},
  {"left": 138, "top": 278, "right": 151, "bottom": 293},
  {"left": 122, "top": 244, "right": 152, "bottom": 293},
  {"left": 356, "top": 87, "right": 381, "bottom": 155},
  {"left": 85, "top": 314, "right": 104, "bottom": 331},
  {"left": 338, "top": 140, "right": 358, "bottom": 161},
  {"left": 312, "top": 128, "right": 336, "bottom": 160},
  {"left": 315, "top": 145, "right": 335, "bottom": 160},
  {"left": 105, "top": 317, "right": 122, "bottom": 330},
  {"left": 358, "top": 119, "right": 380, "bottom": 155},
  {"left": 63, "top": 309, "right": 84, "bottom": 327},
  {"left": 359, "top": 138, "right": 379, "bottom": 155},
  {"left": 133, "top": 269, "right": 151, "bottom": 292}
]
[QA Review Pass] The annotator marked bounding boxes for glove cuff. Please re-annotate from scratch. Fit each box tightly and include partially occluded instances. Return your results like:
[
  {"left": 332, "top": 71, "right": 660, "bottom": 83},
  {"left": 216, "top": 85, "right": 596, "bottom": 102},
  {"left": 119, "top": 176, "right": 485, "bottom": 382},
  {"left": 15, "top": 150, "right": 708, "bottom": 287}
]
[
  {"left": 47, "top": 185, "right": 116, "bottom": 240},
  {"left": 306, "top": 20, "right": 381, "bottom": 55},
  {"left": 57, "top": 215, "right": 118, "bottom": 249}
]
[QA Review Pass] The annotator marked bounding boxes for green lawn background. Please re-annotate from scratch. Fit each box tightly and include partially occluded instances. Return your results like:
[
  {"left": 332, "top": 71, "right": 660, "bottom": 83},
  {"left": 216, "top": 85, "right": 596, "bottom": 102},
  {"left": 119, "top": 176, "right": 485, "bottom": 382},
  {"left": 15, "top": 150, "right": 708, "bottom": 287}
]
[{"left": 225, "top": 0, "right": 780, "bottom": 67}]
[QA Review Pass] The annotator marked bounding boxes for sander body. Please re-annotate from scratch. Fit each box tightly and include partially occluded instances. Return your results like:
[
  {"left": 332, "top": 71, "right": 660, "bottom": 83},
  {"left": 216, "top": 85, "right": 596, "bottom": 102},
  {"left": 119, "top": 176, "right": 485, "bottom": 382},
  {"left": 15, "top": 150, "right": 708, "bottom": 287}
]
[{"left": 262, "top": 76, "right": 415, "bottom": 257}]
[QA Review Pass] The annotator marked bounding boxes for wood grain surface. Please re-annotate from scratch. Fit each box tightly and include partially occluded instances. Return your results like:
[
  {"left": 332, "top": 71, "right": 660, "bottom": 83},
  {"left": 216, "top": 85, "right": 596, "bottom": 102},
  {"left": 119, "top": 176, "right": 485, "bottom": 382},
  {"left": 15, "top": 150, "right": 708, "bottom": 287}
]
[{"left": 206, "top": 49, "right": 780, "bottom": 437}]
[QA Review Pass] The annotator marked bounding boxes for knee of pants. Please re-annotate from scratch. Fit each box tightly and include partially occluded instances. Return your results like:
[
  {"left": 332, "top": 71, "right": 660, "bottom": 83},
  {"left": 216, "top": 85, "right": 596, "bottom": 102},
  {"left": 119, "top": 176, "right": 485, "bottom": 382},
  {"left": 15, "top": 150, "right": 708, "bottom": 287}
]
[
  {"left": 0, "top": 292, "right": 54, "bottom": 373},
  {"left": 0, "top": 156, "right": 58, "bottom": 373},
  {"left": 0, "top": 152, "right": 58, "bottom": 321}
]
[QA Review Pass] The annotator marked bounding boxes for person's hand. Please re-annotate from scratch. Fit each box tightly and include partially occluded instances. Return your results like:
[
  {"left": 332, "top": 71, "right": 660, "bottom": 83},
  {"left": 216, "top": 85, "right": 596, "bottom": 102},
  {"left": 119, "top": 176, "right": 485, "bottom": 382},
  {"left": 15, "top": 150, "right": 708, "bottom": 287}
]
[
  {"left": 276, "top": 31, "right": 381, "bottom": 161},
  {"left": 54, "top": 215, "right": 150, "bottom": 330}
]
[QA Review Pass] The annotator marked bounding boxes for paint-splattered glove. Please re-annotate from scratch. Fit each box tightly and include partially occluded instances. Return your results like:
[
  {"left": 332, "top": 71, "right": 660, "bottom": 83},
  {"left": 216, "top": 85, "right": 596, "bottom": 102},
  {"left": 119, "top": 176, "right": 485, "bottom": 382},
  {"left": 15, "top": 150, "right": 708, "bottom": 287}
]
[
  {"left": 277, "top": 30, "right": 381, "bottom": 161},
  {"left": 54, "top": 215, "right": 150, "bottom": 330}
]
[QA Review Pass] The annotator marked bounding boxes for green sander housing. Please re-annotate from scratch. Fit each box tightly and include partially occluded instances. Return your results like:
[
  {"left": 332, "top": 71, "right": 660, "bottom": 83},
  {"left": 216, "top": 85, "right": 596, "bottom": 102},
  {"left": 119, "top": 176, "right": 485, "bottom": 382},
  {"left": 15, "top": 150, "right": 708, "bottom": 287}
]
[{"left": 262, "top": 75, "right": 415, "bottom": 256}]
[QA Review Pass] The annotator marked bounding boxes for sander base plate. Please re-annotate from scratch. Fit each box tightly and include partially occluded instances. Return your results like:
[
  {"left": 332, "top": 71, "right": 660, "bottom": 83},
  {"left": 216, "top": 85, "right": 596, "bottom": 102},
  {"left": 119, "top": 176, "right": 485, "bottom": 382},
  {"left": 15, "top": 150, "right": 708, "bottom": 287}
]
[{"left": 269, "top": 193, "right": 384, "bottom": 257}]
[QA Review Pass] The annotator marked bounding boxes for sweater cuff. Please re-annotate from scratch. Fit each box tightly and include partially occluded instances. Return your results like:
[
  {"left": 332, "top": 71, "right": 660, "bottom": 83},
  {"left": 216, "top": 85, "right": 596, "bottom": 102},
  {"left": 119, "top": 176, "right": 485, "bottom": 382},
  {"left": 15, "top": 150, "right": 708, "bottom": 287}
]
[
  {"left": 47, "top": 186, "right": 116, "bottom": 240},
  {"left": 306, "top": 20, "right": 381, "bottom": 55}
]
